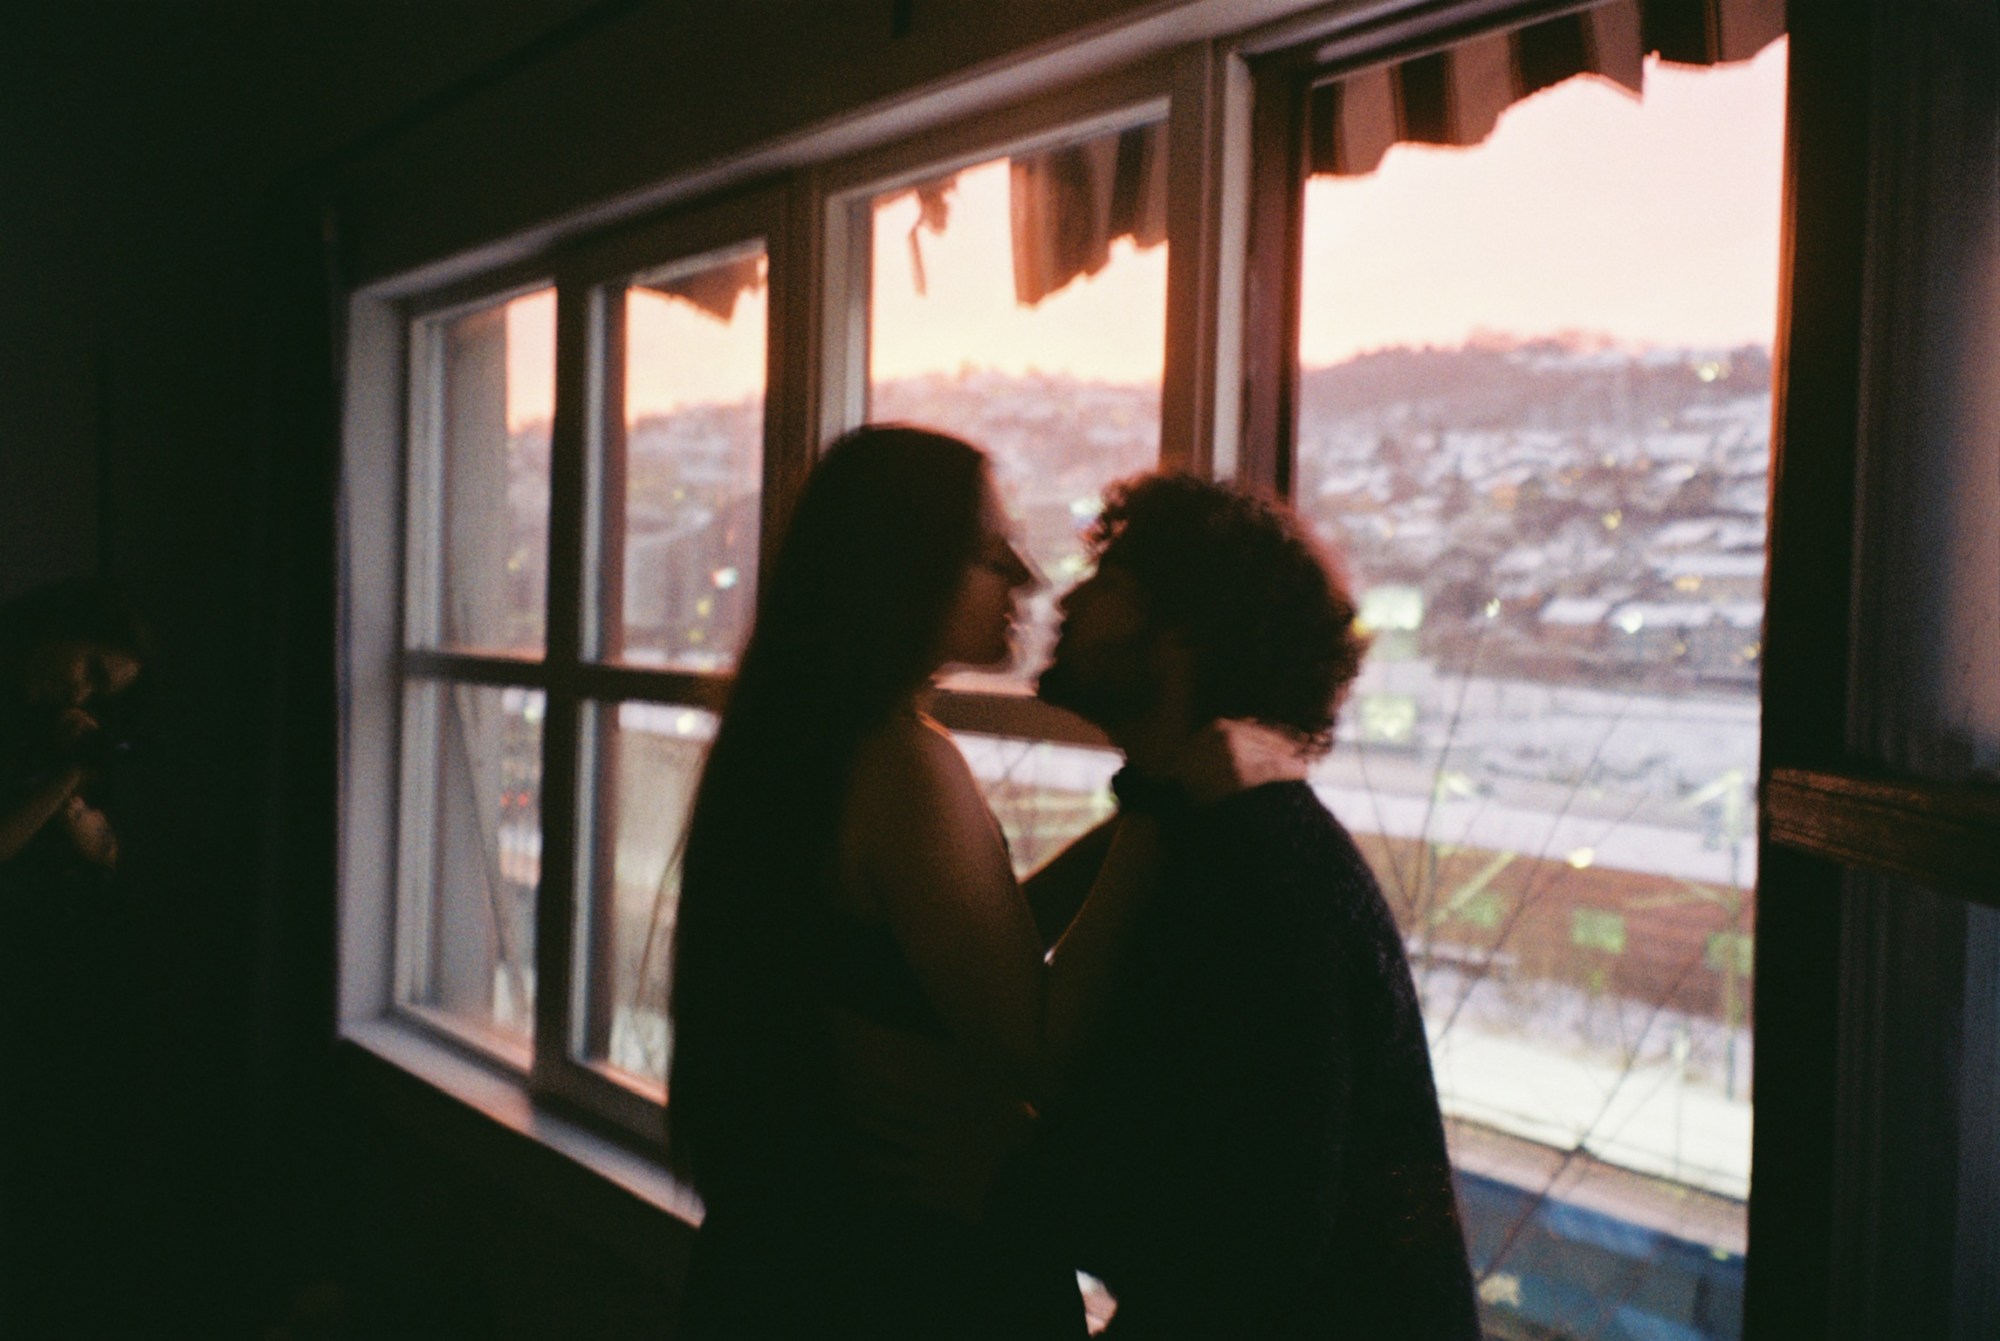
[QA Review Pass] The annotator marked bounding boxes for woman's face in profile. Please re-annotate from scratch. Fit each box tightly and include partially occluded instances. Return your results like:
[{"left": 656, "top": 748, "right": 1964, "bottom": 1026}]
[{"left": 934, "top": 471, "right": 1036, "bottom": 672}]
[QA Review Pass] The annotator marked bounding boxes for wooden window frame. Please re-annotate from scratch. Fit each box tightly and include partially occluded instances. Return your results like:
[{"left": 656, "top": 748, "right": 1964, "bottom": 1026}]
[
  {"left": 1234, "top": 2, "right": 2000, "bottom": 1335},
  {"left": 336, "top": 7, "right": 2000, "bottom": 1331},
  {"left": 1238, "top": 0, "right": 1805, "bottom": 1326}
]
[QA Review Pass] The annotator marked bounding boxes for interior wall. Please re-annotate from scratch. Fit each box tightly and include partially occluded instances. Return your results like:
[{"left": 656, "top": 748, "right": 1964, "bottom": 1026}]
[
  {"left": 4, "top": 0, "right": 1992, "bottom": 1334},
  {"left": 1833, "top": 0, "right": 2000, "bottom": 1335},
  {"left": 0, "top": 3, "right": 1196, "bottom": 1333},
  {"left": 327, "top": 0, "right": 1182, "bottom": 283}
]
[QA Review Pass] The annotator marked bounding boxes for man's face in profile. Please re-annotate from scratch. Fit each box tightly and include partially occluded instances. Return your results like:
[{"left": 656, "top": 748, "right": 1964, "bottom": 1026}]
[{"left": 1037, "top": 561, "right": 1160, "bottom": 728}]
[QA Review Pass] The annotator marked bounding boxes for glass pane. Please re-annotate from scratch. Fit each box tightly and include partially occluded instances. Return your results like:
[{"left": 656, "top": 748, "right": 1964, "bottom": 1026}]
[
  {"left": 574, "top": 701, "right": 715, "bottom": 1087},
  {"left": 411, "top": 289, "right": 555, "bottom": 654},
  {"left": 1297, "top": 41, "right": 1785, "bottom": 1340},
  {"left": 866, "top": 122, "right": 1167, "bottom": 687},
  {"left": 954, "top": 732, "right": 1119, "bottom": 879},
  {"left": 396, "top": 682, "right": 544, "bottom": 1055},
  {"left": 599, "top": 248, "right": 767, "bottom": 670}
]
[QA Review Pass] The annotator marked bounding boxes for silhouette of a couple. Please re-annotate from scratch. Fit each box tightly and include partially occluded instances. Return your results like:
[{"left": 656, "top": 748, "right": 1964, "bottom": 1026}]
[{"left": 667, "top": 425, "right": 1479, "bottom": 1338}]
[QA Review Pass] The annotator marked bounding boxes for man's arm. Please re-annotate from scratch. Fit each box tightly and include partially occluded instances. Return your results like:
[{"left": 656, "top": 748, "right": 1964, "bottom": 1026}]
[
  {"left": 0, "top": 766, "right": 87, "bottom": 865},
  {"left": 991, "top": 794, "right": 1366, "bottom": 1335},
  {"left": 1020, "top": 817, "right": 1117, "bottom": 947},
  {"left": 1, "top": 710, "right": 99, "bottom": 866}
]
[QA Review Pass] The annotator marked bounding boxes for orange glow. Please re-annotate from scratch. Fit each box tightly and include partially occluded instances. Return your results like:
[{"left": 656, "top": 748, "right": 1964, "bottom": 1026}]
[
  {"left": 870, "top": 159, "right": 1169, "bottom": 386},
  {"left": 505, "top": 290, "right": 555, "bottom": 432},
  {"left": 1302, "top": 41, "right": 1787, "bottom": 363},
  {"left": 624, "top": 282, "right": 768, "bottom": 422},
  {"left": 508, "top": 38, "right": 1787, "bottom": 428}
]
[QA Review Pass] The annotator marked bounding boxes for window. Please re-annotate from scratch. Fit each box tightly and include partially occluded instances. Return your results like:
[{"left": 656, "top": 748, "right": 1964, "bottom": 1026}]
[
  {"left": 374, "top": 96, "right": 1192, "bottom": 1130},
  {"left": 822, "top": 105, "right": 1172, "bottom": 866},
  {"left": 345, "top": 5, "right": 1802, "bottom": 1334},
  {"left": 396, "top": 287, "right": 556, "bottom": 1059},
  {"left": 379, "top": 195, "right": 783, "bottom": 1134},
  {"left": 1253, "top": 10, "right": 1785, "bottom": 1339},
  {"left": 569, "top": 239, "right": 770, "bottom": 1095}
]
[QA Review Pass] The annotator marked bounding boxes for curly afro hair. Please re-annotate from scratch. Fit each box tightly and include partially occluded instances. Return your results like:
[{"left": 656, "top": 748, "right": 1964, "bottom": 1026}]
[{"left": 1088, "top": 473, "right": 1367, "bottom": 753}]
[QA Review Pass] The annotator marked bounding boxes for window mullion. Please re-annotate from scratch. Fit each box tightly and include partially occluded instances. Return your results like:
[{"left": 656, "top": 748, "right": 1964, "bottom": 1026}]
[
  {"left": 817, "top": 181, "right": 873, "bottom": 445},
  {"left": 765, "top": 172, "right": 823, "bottom": 573},
  {"left": 1237, "top": 54, "right": 1309, "bottom": 499},
  {"left": 1159, "top": 42, "right": 1253, "bottom": 479},
  {"left": 530, "top": 279, "right": 598, "bottom": 1091}
]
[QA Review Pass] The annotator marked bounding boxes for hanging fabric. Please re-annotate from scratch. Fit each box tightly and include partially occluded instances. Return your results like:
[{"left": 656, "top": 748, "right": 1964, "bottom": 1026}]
[
  {"left": 1308, "top": 0, "right": 1785, "bottom": 177},
  {"left": 636, "top": 252, "right": 767, "bottom": 322},
  {"left": 1008, "top": 121, "right": 1168, "bottom": 306}
]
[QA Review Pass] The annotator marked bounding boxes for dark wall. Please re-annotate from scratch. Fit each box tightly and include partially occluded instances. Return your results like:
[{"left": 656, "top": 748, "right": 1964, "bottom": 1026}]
[
  {"left": 0, "top": 7, "right": 349, "bottom": 1332},
  {"left": 0, "top": 3, "right": 1164, "bottom": 1334}
]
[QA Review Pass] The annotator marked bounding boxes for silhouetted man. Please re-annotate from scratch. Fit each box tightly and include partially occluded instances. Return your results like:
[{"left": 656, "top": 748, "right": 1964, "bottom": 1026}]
[{"left": 993, "top": 473, "right": 1481, "bottom": 1339}]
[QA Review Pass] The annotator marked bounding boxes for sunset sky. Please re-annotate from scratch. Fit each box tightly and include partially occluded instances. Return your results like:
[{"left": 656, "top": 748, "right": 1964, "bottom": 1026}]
[{"left": 505, "top": 37, "right": 1786, "bottom": 428}]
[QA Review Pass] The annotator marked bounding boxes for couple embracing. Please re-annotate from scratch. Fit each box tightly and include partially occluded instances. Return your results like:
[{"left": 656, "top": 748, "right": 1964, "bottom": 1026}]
[{"left": 667, "top": 425, "right": 1479, "bottom": 1339}]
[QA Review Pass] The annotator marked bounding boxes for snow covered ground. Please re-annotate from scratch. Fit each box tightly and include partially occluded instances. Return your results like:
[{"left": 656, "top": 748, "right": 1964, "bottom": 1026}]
[{"left": 957, "top": 669, "right": 1759, "bottom": 1213}]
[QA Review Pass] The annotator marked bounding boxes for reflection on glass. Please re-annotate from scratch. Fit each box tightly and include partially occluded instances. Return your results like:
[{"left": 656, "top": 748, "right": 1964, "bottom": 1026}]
[
  {"left": 397, "top": 682, "right": 544, "bottom": 1051},
  {"left": 414, "top": 290, "right": 555, "bottom": 654},
  {"left": 867, "top": 124, "right": 1167, "bottom": 686},
  {"left": 954, "top": 733, "right": 1119, "bottom": 879},
  {"left": 604, "top": 249, "right": 766, "bottom": 670},
  {"left": 575, "top": 701, "right": 715, "bottom": 1086},
  {"left": 1299, "top": 43, "right": 1784, "bottom": 1341}
]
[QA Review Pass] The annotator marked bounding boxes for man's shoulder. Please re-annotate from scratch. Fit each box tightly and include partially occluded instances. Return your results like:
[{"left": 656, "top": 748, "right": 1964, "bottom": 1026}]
[
  {"left": 1189, "top": 782, "right": 1371, "bottom": 876},
  {"left": 1178, "top": 781, "right": 1399, "bottom": 940}
]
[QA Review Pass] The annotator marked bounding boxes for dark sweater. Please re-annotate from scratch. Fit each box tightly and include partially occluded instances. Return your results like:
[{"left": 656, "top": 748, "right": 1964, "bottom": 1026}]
[{"left": 993, "top": 782, "right": 1480, "bottom": 1339}]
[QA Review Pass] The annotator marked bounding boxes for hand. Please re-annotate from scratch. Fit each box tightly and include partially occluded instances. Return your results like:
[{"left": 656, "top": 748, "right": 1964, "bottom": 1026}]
[
  {"left": 1173, "top": 719, "right": 1311, "bottom": 806},
  {"left": 53, "top": 707, "right": 100, "bottom": 750},
  {"left": 831, "top": 1010, "right": 1035, "bottom": 1225},
  {"left": 60, "top": 795, "right": 119, "bottom": 869}
]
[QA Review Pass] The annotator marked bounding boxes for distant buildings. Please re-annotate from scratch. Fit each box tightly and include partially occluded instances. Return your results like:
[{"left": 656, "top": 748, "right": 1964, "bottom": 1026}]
[{"left": 1297, "top": 339, "right": 1771, "bottom": 693}]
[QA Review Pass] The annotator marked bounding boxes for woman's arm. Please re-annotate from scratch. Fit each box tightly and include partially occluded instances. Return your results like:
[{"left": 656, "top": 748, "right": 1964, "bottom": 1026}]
[{"left": 1020, "top": 818, "right": 1117, "bottom": 948}]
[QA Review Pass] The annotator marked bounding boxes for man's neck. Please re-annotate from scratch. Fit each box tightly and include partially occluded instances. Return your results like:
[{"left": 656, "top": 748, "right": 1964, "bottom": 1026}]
[
  {"left": 1102, "top": 696, "right": 1199, "bottom": 779},
  {"left": 1105, "top": 644, "right": 1204, "bottom": 777}
]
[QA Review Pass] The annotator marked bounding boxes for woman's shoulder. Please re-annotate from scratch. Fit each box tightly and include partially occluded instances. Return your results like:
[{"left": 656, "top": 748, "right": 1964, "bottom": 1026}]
[
  {"left": 843, "top": 713, "right": 990, "bottom": 862},
  {"left": 851, "top": 710, "right": 975, "bottom": 797},
  {"left": 840, "top": 710, "right": 1010, "bottom": 911}
]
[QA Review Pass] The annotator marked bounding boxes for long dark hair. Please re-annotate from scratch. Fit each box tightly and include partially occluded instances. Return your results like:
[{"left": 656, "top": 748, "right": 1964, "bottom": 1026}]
[{"left": 666, "top": 424, "right": 988, "bottom": 1199}]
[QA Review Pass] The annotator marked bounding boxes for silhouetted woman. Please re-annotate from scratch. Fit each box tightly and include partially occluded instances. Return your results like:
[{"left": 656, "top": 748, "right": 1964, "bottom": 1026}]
[{"left": 667, "top": 425, "right": 1187, "bottom": 1338}]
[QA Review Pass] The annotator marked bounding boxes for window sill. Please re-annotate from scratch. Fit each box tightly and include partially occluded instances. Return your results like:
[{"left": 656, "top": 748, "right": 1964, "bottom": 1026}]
[{"left": 340, "top": 1018, "right": 703, "bottom": 1277}]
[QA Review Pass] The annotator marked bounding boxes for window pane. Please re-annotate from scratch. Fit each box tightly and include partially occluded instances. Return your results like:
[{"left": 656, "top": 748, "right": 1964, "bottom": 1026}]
[
  {"left": 1297, "top": 42, "right": 1784, "bottom": 1339},
  {"left": 410, "top": 290, "right": 555, "bottom": 654},
  {"left": 866, "top": 122, "right": 1167, "bottom": 687},
  {"left": 573, "top": 701, "right": 715, "bottom": 1087},
  {"left": 598, "top": 248, "right": 766, "bottom": 669},
  {"left": 396, "top": 682, "right": 544, "bottom": 1056},
  {"left": 954, "top": 732, "right": 1119, "bottom": 879}
]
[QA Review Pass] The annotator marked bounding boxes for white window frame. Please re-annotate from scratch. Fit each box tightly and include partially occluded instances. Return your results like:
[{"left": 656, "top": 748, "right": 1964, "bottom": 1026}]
[
  {"left": 342, "top": 186, "right": 804, "bottom": 1157},
  {"left": 339, "top": 36, "right": 1253, "bottom": 1166},
  {"left": 338, "top": 19, "right": 1797, "bottom": 1310}
]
